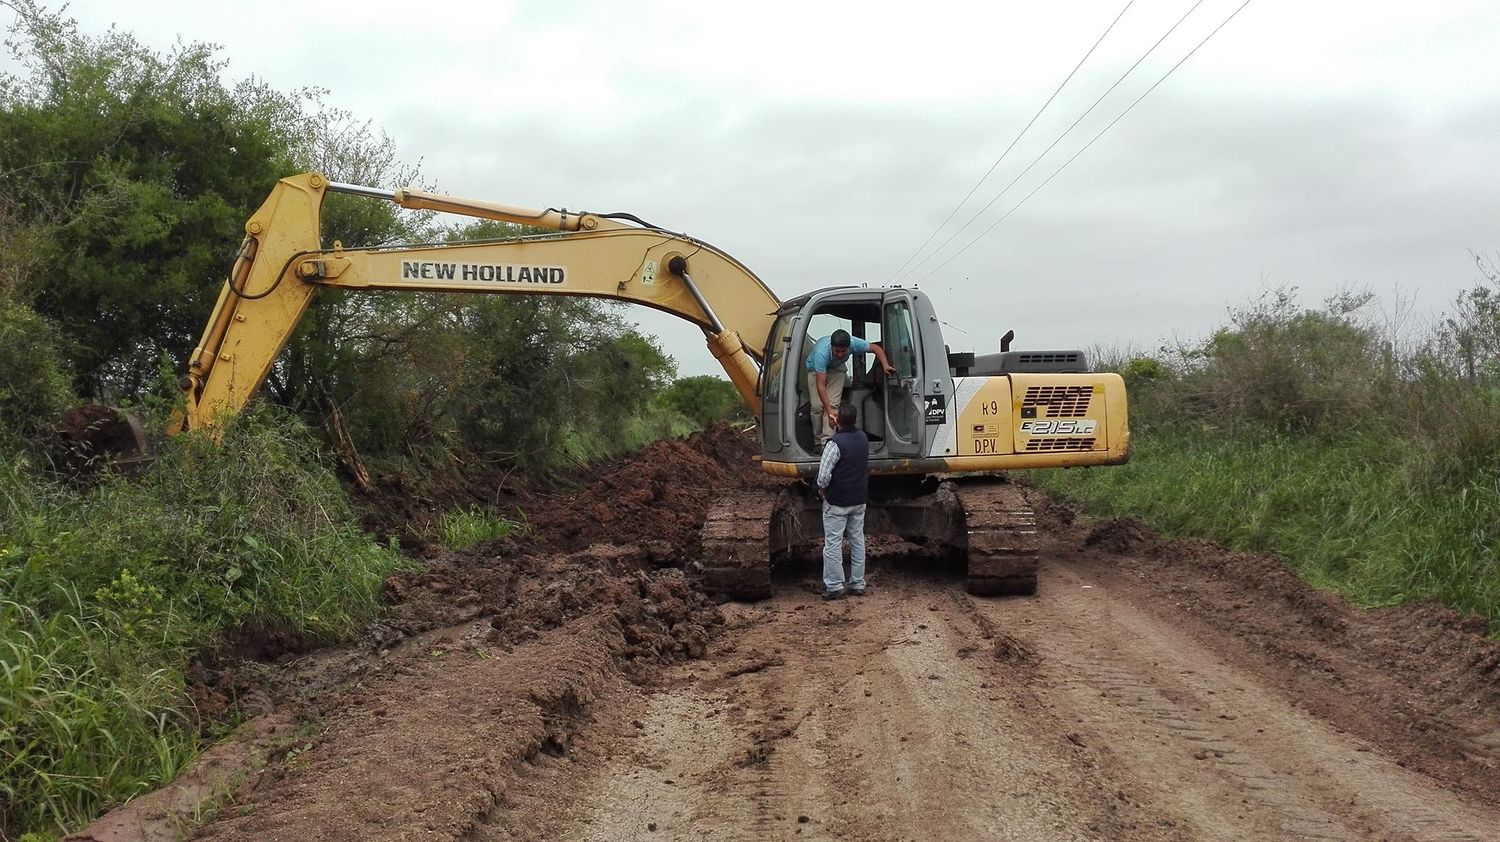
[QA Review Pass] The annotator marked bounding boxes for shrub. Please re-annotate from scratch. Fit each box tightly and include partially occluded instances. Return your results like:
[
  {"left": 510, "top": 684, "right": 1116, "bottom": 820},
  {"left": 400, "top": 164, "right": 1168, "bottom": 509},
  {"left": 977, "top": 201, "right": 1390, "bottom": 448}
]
[
  {"left": 1174, "top": 288, "right": 1390, "bottom": 435},
  {"left": 0, "top": 304, "right": 74, "bottom": 444},
  {"left": 660, "top": 375, "right": 750, "bottom": 429},
  {"left": 0, "top": 405, "right": 408, "bottom": 837}
]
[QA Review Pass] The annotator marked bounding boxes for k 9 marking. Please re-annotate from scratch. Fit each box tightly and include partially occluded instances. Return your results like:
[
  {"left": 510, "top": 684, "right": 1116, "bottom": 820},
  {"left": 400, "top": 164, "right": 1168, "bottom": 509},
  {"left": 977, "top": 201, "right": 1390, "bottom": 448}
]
[{"left": 1020, "top": 420, "right": 1097, "bottom": 436}]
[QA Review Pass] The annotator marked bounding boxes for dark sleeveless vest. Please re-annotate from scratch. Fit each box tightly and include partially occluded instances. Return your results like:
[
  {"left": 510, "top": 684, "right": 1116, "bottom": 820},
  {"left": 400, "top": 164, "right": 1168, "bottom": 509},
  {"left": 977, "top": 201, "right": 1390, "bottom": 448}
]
[{"left": 825, "top": 428, "right": 869, "bottom": 507}]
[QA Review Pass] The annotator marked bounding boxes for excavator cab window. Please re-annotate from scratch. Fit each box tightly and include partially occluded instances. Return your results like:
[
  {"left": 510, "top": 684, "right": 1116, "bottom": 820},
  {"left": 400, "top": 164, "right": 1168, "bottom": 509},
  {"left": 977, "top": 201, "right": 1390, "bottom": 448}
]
[
  {"left": 760, "top": 313, "right": 795, "bottom": 401},
  {"left": 758, "top": 310, "right": 798, "bottom": 455},
  {"left": 882, "top": 298, "right": 922, "bottom": 447}
]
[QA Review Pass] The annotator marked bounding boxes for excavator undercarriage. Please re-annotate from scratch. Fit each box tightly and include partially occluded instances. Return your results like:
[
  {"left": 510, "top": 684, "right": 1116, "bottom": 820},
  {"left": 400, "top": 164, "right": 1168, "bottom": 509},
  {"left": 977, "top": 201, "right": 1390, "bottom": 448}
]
[{"left": 696, "top": 477, "right": 1039, "bottom": 601}]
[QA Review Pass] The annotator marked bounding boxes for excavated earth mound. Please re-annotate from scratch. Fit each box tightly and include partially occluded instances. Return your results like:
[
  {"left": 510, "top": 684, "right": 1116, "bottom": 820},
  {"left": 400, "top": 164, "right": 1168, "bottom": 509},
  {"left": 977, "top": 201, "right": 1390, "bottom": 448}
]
[{"left": 71, "top": 425, "right": 765, "bottom": 842}]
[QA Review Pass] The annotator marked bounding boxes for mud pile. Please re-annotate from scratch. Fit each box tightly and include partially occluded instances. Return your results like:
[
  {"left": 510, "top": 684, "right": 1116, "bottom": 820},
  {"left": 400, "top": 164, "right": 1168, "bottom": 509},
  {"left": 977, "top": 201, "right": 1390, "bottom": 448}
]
[
  {"left": 46, "top": 403, "right": 148, "bottom": 481},
  {"left": 529, "top": 424, "right": 760, "bottom": 555},
  {"left": 370, "top": 424, "right": 761, "bottom": 646},
  {"left": 78, "top": 427, "right": 766, "bottom": 841},
  {"left": 528, "top": 439, "right": 729, "bottom": 555},
  {"left": 189, "top": 426, "right": 764, "bottom": 730}
]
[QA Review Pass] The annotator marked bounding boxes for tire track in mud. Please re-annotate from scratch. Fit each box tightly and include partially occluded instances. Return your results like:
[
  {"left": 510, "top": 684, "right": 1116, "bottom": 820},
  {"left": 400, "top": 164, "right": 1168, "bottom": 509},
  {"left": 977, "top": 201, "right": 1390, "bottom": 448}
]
[
  {"left": 488, "top": 577, "right": 1182, "bottom": 842},
  {"left": 960, "top": 555, "right": 1500, "bottom": 841},
  {"left": 482, "top": 557, "right": 1500, "bottom": 842}
]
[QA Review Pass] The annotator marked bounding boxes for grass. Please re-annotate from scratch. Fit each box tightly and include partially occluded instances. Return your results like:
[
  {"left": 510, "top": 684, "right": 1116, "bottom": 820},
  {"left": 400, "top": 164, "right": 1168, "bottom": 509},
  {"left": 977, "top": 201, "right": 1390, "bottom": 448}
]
[
  {"left": 0, "top": 408, "right": 410, "bottom": 838},
  {"left": 437, "top": 507, "right": 523, "bottom": 550},
  {"left": 1032, "top": 424, "right": 1500, "bottom": 627},
  {"left": 0, "top": 591, "right": 197, "bottom": 835}
]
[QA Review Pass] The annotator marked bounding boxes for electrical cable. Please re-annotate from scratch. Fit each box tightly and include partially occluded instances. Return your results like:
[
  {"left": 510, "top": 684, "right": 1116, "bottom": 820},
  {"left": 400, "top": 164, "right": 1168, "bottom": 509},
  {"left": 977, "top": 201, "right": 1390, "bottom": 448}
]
[
  {"left": 913, "top": 0, "right": 1258, "bottom": 286},
  {"left": 895, "top": 0, "right": 1211, "bottom": 286},
  {"left": 883, "top": 0, "right": 1137, "bottom": 286}
]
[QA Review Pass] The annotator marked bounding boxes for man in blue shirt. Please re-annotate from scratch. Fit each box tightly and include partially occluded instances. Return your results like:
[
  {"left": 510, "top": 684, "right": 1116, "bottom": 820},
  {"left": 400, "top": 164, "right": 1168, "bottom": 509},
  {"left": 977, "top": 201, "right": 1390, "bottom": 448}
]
[
  {"left": 805, "top": 328, "right": 896, "bottom": 446},
  {"left": 817, "top": 403, "right": 871, "bottom": 600}
]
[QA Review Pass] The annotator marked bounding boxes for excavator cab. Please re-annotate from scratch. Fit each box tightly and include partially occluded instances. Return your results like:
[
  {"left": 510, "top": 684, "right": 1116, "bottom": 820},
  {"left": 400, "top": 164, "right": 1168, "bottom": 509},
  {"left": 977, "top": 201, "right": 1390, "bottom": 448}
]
[{"left": 758, "top": 286, "right": 943, "bottom": 470}]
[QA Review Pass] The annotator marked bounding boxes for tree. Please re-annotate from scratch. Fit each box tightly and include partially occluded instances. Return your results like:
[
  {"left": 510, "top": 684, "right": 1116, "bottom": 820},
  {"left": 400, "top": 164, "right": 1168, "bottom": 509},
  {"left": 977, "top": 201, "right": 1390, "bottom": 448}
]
[
  {"left": 277, "top": 217, "right": 683, "bottom": 470},
  {"left": 661, "top": 375, "right": 747, "bottom": 428},
  {"left": 0, "top": 1, "right": 301, "bottom": 395},
  {"left": 0, "top": 2, "right": 431, "bottom": 400}
]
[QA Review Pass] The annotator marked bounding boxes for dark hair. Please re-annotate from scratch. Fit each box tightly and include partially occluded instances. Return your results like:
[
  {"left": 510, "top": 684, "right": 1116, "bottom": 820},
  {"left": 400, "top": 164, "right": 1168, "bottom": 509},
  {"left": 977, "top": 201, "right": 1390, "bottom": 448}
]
[
  {"left": 831, "top": 329, "right": 851, "bottom": 348},
  {"left": 837, "top": 403, "right": 858, "bottom": 429}
]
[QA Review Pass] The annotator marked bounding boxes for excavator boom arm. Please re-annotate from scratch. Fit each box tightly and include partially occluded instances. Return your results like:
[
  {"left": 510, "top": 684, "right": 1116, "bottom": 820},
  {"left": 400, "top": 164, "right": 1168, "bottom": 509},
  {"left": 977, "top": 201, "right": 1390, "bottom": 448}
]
[{"left": 182, "top": 173, "right": 779, "bottom": 431}]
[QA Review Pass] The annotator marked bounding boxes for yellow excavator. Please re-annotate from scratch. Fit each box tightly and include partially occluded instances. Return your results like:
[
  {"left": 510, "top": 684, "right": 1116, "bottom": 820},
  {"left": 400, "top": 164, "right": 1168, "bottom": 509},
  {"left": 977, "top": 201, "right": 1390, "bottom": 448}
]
[{"left": 179, "top": 173, "right": 1130, "bottom": 599}]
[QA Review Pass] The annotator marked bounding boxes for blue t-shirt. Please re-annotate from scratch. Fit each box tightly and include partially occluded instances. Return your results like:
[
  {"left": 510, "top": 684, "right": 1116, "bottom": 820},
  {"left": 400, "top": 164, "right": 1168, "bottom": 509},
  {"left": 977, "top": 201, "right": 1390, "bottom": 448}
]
[{"left": 805, "top": 335, "right": 872, "bottom": 373}]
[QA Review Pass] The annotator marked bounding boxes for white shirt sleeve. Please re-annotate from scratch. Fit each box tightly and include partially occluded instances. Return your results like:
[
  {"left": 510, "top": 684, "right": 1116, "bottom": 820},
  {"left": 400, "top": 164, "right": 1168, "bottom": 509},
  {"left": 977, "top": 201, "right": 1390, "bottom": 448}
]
[{"left": 816, "top": 440, "right": 842, "bottom": 489}]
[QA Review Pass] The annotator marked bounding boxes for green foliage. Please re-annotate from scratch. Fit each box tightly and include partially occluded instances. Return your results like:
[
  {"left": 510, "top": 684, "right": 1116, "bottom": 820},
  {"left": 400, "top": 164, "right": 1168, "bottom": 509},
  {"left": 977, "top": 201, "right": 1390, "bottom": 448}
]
[
  {"left": 0, "top": 407, "right": 408, "bottom": 837},
  {"left": 262, "top": 104, "right": 434, "bottom": 421},
  {"left": 443, "top": 298, "right": 679, "bottom": 471},
  {"left": 436, "top": 507, "right": 522, "bottom": 551},
  {"left": 5, "top": 406, "right": 406, "bottom": 646},
  {"left": 1164, "top": 288, "right": 1390, "bottom": 435},
  {"left": 0, "top": 1, "right": 299, "bottom": 395},
  {"left": 0, "top": 590, "right": 196, "bottom": 835},
  {"left": 1432, "top": 254, "right": 1500, "bottom": 385},
  {"left": 309, "top": 216, "right": 686, "bottom": 474},
  {"left": 1119, "top": 356, "right": 1169, "bottom": 387},
  {"left": 0, "top": 302, "right": 73, "bottom": 443},
  {"left": 660, "top": 375, "right": 749, "bottom": 428},
  {"left": 0, "top": 2, "right": 431, "bottom": 401},
  {"left": 1032, "top": 429, "right": 1500, "bottom": 628},
  {"left": 1036, "top": 280, "right": 1500, "bottom": 631}
]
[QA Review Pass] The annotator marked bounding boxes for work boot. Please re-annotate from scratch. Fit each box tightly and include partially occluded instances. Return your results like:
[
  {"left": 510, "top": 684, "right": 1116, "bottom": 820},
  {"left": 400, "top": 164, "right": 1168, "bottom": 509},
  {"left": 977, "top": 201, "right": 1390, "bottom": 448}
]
[
  {"left": 822, "top": 589, "right": 846, "bottom": 601},
  {"left": 848, "top": 586, "right": 869, "bottom": 597}
]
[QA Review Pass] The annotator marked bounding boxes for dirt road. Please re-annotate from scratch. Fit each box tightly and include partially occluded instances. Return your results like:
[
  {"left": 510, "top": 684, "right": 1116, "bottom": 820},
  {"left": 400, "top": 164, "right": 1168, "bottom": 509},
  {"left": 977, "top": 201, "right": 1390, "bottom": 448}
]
[
  {"left": 74, "top": 429, "right": 1500, "bottom": 842},
  {"left": 482, "top": 553, "right": 1500, "bottom": 842}
]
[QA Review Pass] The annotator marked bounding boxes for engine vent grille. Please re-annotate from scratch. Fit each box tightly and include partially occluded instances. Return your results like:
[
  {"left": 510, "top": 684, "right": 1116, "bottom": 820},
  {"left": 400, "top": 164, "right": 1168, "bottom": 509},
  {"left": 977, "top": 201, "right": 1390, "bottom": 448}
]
[
  {"left": 1018, "top": 352, "right": 1083, "bottom": 365},
  {"left": 1024, "top": 437, "right": 1097, "bottom": 452},
  {"left": 1021, "top": 385, "right": 1093, "bottom": 418}
]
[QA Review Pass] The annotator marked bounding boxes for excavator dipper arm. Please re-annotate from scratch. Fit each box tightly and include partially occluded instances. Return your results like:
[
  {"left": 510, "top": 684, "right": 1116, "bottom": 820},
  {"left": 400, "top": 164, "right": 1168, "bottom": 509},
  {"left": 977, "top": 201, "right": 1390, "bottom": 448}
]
[{"left": 180, "top": 173, "right": 779, "bottom": 431}]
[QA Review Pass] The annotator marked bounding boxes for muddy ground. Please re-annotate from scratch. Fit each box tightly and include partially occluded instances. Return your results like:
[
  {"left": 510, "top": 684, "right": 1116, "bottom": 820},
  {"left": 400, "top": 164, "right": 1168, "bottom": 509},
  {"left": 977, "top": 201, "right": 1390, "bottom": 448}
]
[{"left": 72, "top": 426, "right": 1500, "bottom": 841}]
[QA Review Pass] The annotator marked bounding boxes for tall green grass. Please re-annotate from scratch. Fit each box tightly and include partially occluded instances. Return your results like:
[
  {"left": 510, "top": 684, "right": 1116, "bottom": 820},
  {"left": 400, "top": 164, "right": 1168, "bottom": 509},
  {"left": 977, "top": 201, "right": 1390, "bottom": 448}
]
[
  {"left": 436, "top": 507, "right": 523, "bottom": 551},
  {"left": 1037, "top": 283, "right": 1500, "bottom": 629},
  {"left": 556, "top": 404, "right": 700, "bottom": 468},
  {"left": 1034, "top": 427, "right": 1500, "bottom": 624},
  {"left": 0, "top": 408, "right": 410, "bottom": 838},
  {"left": 0, "top": 592, "right": 195, "bottom": 834}
]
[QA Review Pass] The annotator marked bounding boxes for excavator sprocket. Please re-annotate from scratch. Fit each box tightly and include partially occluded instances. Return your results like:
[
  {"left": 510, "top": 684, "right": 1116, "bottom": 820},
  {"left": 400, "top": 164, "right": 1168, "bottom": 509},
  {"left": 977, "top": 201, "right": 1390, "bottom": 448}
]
[
  {"left": 951, "top": 480, "right": 1038, "bottom": 596},
  {"left": 697, "top": 489, "right": 776, "bottom": 601}
]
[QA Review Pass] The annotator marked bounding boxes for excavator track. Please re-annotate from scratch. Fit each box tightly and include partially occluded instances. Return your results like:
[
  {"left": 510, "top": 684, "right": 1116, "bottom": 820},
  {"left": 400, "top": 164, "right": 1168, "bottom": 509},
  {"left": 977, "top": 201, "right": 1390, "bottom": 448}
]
[
  {"left": 697, "top": 488, "right": 777, "bottom": 601},
  {"left": 951, "top": 479, "right": 1038, "bottom": 596}
]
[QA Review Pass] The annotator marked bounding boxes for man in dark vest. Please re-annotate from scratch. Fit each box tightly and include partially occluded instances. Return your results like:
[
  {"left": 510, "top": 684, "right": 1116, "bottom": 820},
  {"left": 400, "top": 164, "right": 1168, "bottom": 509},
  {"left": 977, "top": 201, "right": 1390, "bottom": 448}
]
[{"left": 816, "top": 403, "right": 870, "bottom": 600}]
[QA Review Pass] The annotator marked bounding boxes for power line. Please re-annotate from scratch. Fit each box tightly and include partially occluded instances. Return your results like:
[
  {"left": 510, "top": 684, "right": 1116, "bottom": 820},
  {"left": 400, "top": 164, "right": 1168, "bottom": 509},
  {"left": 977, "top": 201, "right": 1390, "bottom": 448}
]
[
  {"left": 882, "top": 0, "right": 1136, "bottom": 286},
  {"left": 894, "top": 0, "right": 1210, "bottom": 286},
  {"left": 914, "top": 0, "right": 1258, "bottom": 287}
]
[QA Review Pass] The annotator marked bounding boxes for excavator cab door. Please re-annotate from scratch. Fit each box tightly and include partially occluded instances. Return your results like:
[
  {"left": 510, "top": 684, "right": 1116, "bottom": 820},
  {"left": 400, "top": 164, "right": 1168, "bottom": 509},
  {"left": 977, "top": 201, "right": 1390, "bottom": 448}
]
[
  {"left": 758, "top": 307, "right": 798, "bottom": 455},
  {"left": 769, "top": 287, "right": 933, "bottom": 463},
  {"left": 880, "top": 291, "right": 925, "bottom": 458}
]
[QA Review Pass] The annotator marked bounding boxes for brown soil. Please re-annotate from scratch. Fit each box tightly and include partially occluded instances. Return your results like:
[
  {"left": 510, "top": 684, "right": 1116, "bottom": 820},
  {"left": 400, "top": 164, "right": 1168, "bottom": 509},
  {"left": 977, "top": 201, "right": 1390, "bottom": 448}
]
[{"left": 71, "top": 431, "right": 1500, "bottom": 841}]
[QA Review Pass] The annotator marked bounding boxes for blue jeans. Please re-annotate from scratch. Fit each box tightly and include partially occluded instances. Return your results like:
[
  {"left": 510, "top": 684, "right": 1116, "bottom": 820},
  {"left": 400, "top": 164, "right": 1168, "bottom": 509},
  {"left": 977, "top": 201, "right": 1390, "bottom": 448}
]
[{"left": 821, "top": 501, "right": 867, "bottom": 593}]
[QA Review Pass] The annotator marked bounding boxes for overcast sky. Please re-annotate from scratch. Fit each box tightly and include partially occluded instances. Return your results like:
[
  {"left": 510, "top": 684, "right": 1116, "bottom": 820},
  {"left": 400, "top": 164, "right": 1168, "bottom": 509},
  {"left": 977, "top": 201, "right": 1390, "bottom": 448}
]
[{"left": 19, "top": 0, "right": 1500, "bottom": 375}]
